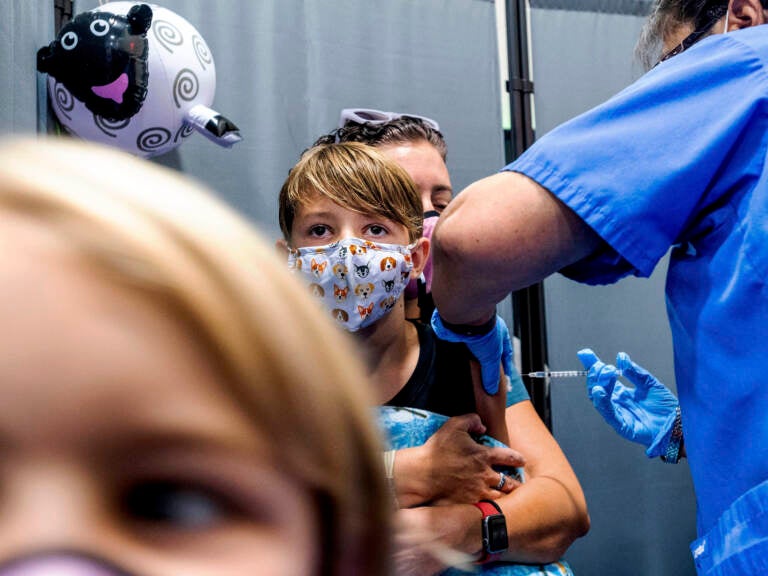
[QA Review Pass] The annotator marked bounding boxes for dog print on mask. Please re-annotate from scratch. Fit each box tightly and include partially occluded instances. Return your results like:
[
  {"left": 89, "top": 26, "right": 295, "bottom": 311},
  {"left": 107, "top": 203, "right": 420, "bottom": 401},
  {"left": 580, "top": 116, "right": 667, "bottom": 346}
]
[
  {"left": 357, "top": 303, "right": 374, "bottom": 321},
  {"left": 332, "top": 309, "right": 349, "bottom": 323},
  {"left": 349, "top": 243, "right": 367, "bottom": 256},
  {"left": 308, "top": 283, "right": 325, "bottom": 298},
  {"left": 332, "top": 263, "right": 347, "bottom": 281},
  {"left": 334, "top": 284, "right": 349, "bottom": 302},
  {"left": 379, "top": 296, "right": 396, "bottom": 312},
  {"left": 382, "top": 279, "right": 395, "bottom": 293},
  {"left": 310, "top": 258, "right": 328, "bottom": 278},
  {"left": 354, "top": 282, "right": 375, "bottom": 301},
  {"left": 380, "top": 256, "right": 397, "bottom": 272}
]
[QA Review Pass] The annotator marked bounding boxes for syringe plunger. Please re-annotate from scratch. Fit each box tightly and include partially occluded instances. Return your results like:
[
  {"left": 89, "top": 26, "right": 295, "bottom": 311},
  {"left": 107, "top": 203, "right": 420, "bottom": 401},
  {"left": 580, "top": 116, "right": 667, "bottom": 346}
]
[{"left": 524, "top": 370, "right": 623, "bottom": 379}]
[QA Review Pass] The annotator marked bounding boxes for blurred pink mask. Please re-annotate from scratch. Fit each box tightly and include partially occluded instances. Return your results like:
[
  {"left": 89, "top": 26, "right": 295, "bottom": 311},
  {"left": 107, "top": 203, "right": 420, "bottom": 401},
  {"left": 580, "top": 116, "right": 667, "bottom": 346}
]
[
  {"left": 405, "top": 211, "right": 439, "bottom": 299},
  {"left": 0, "top": 552, "right": 134, "bottom": 576}
]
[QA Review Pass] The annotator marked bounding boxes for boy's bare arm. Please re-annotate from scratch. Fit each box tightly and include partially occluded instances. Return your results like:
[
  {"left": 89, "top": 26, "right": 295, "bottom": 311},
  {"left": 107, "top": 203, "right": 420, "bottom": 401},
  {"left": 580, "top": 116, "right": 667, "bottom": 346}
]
[{"left": 470, "top": 358, "right": 509, "bottom": 445}]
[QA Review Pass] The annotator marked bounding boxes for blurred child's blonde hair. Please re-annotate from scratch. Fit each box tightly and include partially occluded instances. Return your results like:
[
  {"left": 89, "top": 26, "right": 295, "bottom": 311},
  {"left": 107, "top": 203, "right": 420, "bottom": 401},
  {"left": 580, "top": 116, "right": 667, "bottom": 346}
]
[
  {"left": 0, "top": 136, "right": 392, "bottom": 576},
  {"left": 279, "top": 142, "right": 423, "bottom": 243}
]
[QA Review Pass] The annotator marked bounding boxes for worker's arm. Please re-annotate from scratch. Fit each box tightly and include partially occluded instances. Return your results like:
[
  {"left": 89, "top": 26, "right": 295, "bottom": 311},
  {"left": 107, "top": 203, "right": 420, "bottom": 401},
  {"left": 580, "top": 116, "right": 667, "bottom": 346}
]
[{"left": 431, "top": 171, "right": 602, "bottom": 325}]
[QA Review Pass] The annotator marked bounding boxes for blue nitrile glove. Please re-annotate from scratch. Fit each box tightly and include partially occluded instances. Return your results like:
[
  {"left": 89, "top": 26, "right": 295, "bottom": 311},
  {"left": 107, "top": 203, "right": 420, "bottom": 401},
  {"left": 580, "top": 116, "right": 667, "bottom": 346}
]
[
  {"left": 431, "top": 310, "right": 513, "bottom": 395},
  {"left": 577, "top": 348, "right": 680, "bottom": 458}
]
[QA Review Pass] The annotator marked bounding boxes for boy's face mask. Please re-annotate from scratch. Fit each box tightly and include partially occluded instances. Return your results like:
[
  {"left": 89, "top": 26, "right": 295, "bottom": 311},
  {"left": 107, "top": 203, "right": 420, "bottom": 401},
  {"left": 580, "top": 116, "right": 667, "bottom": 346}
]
[
  {"left": 288, "top": 237, "right": 414, "bottom": 332},
  {"left": 0, "top": 551, "right": 136, "bottom": 576}
]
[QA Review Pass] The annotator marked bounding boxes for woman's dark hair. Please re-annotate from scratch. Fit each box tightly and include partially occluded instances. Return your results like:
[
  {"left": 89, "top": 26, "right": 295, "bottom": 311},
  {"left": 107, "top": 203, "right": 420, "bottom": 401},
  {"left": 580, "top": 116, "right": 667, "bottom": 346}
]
[{"left": 313, "top": 116, "right": 447, "bottom": 160}]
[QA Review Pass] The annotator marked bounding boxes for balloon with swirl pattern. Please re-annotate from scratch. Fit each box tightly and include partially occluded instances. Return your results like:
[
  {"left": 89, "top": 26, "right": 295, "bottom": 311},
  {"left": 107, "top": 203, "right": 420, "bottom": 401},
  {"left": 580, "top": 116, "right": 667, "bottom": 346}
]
[{"left": 37, "top": 2, "right": 242, "bottom": 157}]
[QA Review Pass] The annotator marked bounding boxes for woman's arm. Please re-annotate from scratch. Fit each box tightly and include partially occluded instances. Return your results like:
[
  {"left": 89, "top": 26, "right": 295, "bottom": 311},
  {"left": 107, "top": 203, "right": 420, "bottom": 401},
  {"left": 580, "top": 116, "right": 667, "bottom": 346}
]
[
  {"left": 494, "top": 399, "right": 590, "bottom": 562},
  {"left": 391, "top": 413, "right": 525, "bottom": 508},
  {"left": 397, "top": 401, "right": 589, "bottom": 569}
]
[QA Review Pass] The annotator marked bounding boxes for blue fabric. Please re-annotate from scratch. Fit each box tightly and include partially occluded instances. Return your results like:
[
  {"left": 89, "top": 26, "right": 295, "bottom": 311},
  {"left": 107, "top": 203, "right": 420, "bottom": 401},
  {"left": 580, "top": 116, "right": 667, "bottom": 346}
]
[
  {"left": 691, "top": 479, "right": 768, "bottom": 575},
  {"left": 507, "top": 366, "right": 529, "bottom": 407},
  {"left": 379, "top": 406, "right": 524, "bottom": 483},
  {"left": 507, "top": 26, "right": 768, "bottom": 549},
  {"left": 378, "top": 406, "right": 573, "bottom": 575}
]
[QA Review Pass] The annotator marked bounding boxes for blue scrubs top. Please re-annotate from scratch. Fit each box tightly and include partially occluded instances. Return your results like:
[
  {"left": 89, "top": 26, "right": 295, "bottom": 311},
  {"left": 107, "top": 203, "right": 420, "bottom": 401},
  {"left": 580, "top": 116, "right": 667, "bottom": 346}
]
[{"left": 506, "top": 26, "right": 768, "bottom": 572}]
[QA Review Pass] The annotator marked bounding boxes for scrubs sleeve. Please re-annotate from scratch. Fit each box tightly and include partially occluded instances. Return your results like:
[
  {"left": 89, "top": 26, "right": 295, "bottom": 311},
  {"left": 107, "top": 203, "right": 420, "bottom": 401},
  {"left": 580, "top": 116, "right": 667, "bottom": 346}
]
[
  {"left": 506, "top": 367, "right": 530, "bottom": 407},
  {"left": 506, "top": 31, "right": 768, "bottom": 282}
]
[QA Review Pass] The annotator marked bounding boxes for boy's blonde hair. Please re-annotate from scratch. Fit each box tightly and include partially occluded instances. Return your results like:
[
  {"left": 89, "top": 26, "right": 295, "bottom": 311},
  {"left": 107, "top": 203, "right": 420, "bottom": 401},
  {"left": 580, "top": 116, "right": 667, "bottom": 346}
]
[
  {"left": 0, "top": 136, "right": 392, "bottom": 576},
  {"left": 279, "top": 142, "right": 423, "bottom": 243}
]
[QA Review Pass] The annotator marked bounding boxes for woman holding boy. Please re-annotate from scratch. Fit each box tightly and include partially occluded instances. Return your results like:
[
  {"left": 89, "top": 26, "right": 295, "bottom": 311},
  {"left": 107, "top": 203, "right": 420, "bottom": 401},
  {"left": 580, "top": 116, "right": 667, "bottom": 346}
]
[{"left": 279, "top": 142, "right": 588, "bottom": 574}]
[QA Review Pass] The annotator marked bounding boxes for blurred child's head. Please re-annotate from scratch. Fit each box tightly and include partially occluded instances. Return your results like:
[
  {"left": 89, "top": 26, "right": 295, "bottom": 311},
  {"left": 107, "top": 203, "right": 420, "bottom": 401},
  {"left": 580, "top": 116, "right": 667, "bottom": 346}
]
[{"left": 0, "top": 137, "right": 391, "bottom": 576}]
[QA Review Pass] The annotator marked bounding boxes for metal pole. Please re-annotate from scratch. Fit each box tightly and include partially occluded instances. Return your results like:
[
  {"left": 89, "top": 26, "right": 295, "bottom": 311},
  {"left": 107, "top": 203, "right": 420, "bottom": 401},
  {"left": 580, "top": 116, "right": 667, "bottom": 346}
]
[{"left": 504, "top": 0, "right": 552, "bottom": 429}]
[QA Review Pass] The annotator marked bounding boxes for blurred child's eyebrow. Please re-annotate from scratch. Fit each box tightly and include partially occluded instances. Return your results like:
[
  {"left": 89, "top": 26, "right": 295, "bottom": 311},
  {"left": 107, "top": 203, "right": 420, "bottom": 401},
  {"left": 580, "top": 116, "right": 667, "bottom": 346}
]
[{"left": 92, "top": 429, "right": 268, "bottom": 467}]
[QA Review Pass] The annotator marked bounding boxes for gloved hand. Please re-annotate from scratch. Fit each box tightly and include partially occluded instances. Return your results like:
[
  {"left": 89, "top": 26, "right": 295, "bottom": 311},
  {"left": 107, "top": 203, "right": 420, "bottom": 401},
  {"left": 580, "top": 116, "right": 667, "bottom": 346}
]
[
  {"left": 431, "top": 310, "right": 513, "bottom": 395},
  {"left": 577, "top": 348, "right": 680, "bottom": 458}
]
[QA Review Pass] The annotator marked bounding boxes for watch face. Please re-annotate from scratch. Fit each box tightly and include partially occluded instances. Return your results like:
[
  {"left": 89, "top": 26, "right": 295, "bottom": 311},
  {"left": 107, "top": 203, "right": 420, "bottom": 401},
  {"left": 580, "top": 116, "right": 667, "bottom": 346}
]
[{"left": 485, "top": 514, "right": 509, "bottom": 554}]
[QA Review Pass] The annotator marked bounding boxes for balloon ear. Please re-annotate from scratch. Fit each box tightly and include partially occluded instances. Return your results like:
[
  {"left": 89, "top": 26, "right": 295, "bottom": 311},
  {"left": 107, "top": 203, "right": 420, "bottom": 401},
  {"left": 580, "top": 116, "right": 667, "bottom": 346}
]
[
  {"left": 36, "top": 45, "right": 53, "bottom": 73},
  {"left": 128, "top": 4, "right": 153, "bottom": 35}
]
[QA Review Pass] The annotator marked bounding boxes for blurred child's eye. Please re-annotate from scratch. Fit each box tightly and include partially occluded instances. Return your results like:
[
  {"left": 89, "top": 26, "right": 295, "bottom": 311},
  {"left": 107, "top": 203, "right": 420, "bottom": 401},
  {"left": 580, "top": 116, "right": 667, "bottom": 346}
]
[
  {"left": 123, "top": 480, "right": 237, "bottom": 529},
  {"left": 366, "top": 225, "right": 387, "bottom": 236}
]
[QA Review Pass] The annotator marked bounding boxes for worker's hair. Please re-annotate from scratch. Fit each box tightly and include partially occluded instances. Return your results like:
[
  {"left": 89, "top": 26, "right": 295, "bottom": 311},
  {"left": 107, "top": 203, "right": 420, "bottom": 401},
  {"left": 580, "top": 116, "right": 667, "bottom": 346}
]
[{"left": 636, "top": 0, "right": 768, "bottom": 70}]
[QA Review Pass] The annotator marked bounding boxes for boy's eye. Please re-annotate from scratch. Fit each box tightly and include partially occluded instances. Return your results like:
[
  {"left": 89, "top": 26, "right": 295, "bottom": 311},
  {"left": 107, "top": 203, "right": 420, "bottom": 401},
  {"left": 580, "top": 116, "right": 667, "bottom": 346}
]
[
  {"left": 122, "top": 480, "right": 236, "bottom": 529},
  {"left": 308, "top": 225, "right": 330, "bottom": 237},
  {"left": 366, "top": 225, "right": 387, "bottom": 236}
]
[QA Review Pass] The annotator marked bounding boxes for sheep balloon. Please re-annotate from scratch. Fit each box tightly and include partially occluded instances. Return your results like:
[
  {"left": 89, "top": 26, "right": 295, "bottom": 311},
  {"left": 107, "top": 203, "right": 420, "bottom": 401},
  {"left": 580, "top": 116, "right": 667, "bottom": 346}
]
[{"left": 37, "top": 2, "right": 241, "bottom": 157}]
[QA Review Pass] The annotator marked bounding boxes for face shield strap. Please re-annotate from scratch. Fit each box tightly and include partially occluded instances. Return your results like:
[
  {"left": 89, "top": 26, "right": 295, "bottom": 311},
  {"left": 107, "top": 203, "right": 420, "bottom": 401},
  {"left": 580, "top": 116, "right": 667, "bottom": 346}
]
[{"left": 656, "top": 3, "right": 729, "bottom": 65}]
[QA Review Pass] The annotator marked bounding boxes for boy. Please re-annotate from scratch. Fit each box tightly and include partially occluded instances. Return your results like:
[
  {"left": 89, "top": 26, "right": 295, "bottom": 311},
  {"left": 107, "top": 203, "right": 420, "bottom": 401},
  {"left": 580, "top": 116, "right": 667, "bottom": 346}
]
[{"left": 278, "top": 142, "right": 513, "bottom": 443}]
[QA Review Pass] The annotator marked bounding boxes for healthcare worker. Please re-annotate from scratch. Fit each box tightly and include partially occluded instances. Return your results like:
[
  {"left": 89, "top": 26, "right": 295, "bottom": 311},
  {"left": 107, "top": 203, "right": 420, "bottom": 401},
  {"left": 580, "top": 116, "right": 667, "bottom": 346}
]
[{"left": 429, "top": 1, "right": 768, "bottom": 573}]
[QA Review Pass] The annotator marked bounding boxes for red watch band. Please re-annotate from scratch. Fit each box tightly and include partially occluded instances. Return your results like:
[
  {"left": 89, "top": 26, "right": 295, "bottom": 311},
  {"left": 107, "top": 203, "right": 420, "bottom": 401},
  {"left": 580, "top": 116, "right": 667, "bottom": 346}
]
[
  {"left": 474, "top": 500, "right": 502, "bottom": 517},
  {"left": 473, "top": 499, "right": 507, "bottom": 563}
]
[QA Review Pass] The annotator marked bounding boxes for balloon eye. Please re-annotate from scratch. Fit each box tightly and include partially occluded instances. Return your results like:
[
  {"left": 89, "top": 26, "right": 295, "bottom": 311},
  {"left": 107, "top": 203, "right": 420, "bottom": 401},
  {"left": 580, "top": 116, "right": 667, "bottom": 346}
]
[
  {"left": 90, "top": 19, "right": 110, "bottom": 37},
  {"left": 61, "top": 31, "right": 78, "bottom": 50}
]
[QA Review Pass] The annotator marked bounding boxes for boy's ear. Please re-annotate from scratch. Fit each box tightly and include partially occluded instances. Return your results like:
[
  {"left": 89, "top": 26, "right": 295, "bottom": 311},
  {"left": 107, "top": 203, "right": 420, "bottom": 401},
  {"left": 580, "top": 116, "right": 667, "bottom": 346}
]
[
  {"left": 275, "top": 238, "right": 290, "bottom": 257},
  {"left": 409, "top": 236, "right": 430, "bottom": 278},
  {"left": 729, "top": 0, "right": 768, "bottom": 30}
]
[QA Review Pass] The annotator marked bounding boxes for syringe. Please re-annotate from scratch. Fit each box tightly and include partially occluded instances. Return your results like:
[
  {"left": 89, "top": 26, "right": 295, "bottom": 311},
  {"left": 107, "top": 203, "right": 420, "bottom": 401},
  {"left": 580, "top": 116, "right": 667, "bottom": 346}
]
[
  {"left": 524, "top": 370, "right": 623, "bottom": 378},
  {"left": 524, "top": 370, "right": 587, "bottom": 378}
]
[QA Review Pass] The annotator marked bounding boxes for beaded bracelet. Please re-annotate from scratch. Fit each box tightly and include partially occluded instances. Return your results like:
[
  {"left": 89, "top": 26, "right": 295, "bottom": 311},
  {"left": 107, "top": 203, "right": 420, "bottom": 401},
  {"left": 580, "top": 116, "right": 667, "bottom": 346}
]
[
  {"left": 382, "top": 450, "right": 400, "bottom": 508},
  {"left": 661, "top": 406, "right": 684, "bottom": 464}
]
